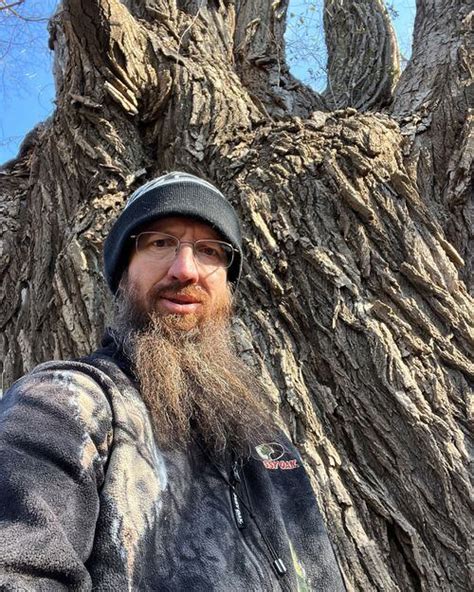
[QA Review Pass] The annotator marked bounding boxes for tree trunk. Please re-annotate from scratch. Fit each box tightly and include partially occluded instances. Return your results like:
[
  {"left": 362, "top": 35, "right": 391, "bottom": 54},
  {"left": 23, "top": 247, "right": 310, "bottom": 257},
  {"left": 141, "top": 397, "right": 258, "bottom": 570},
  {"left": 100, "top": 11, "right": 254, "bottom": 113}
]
[{"left": 0, "top": 1, "right": 472, "bottom": 590}]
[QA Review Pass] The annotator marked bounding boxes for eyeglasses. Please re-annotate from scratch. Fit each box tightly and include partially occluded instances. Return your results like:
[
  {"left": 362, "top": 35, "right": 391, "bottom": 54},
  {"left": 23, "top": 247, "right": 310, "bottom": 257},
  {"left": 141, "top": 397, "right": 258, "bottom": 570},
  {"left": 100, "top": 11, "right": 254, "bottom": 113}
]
[{"left": 130, "top": 231, "right": 237, "bottom": 269}]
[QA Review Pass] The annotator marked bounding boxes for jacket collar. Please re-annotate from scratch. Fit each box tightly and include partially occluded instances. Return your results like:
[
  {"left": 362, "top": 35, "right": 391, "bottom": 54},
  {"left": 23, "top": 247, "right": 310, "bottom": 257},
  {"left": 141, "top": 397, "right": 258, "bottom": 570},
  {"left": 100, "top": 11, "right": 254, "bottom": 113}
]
[{"left": 91, "top": 328, "right": 136, "bottom": 381}]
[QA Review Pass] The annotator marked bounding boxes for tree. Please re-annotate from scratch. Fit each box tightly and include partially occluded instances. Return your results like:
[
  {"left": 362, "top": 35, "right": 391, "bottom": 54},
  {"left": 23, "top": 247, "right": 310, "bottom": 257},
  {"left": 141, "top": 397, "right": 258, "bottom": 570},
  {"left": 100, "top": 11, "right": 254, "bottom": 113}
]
[{"left": 0, "top": 0, "right": 472, "bottom": 590}]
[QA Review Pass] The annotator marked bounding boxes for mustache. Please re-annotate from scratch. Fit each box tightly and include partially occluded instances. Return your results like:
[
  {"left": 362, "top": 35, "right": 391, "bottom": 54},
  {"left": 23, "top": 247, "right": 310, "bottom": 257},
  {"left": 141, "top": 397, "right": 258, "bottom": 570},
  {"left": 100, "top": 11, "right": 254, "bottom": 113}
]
[{"left": 148, "top": 280, "right": 209, "bottom": 302}]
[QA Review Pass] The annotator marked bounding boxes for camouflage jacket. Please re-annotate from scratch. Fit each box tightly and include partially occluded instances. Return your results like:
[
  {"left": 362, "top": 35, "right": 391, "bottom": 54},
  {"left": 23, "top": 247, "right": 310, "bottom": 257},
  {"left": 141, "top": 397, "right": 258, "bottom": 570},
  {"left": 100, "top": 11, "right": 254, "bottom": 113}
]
[{"left": 0, "top": 338, "right": 346, "bottom": 591}]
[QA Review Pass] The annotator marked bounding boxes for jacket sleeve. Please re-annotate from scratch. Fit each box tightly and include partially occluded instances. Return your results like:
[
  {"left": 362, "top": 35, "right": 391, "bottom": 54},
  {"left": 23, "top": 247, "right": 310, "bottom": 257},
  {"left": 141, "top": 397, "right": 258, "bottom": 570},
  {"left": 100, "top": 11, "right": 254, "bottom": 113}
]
[{"left": 0, "top": 364, "right": 113, "bottom": 591}]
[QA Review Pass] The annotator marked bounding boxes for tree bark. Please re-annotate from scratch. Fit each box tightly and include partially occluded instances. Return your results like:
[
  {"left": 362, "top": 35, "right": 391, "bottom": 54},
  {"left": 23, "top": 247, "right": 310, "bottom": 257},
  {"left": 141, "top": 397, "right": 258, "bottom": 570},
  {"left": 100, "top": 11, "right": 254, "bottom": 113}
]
[
  {"left": 0, "top": 1, "right": 472, "bottom": 590},
  {"left": 391, "top": 0, "right": 473, "bottom": 290},
  {"left": 323, "top": 0, "right": 400, "bottom": 111}
]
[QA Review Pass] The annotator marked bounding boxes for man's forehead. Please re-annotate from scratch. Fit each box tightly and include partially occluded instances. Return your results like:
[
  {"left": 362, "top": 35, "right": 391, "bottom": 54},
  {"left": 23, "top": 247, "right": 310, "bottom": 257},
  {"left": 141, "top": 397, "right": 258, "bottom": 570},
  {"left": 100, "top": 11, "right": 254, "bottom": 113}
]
[{"left": 141, "top": 216, "right": 223, "bottom": 240}]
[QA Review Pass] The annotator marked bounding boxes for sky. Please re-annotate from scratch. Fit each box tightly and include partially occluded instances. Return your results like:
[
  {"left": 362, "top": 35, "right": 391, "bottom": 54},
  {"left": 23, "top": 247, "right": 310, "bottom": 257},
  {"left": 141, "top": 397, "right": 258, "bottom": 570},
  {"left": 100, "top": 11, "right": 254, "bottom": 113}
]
[{"left": 0, "top": 0, "right": 416, "bottom": 165}]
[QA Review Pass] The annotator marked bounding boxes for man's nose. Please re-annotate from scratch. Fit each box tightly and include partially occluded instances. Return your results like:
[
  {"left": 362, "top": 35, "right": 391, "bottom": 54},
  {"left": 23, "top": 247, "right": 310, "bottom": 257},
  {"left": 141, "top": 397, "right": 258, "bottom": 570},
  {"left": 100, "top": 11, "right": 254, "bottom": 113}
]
[{"left": 167, "top": 244, "right": 200, "bottom": 283}]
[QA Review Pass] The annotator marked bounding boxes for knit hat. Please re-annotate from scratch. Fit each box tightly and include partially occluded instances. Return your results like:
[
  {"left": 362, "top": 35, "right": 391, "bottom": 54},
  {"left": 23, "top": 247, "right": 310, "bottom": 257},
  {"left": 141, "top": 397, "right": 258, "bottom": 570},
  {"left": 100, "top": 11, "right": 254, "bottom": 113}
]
[{"left": 104, "top": 172, "right": 242, "bottom": 293}]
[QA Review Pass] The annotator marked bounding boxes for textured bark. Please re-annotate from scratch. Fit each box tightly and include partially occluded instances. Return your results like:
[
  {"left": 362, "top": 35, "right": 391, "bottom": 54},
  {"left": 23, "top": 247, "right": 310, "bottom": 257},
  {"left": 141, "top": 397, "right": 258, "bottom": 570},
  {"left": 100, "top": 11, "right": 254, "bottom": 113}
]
[
  {"left": 0, "top": 1, "right": 472, "bottom": 591},
  {"left": 391, "top": 0, "right": 473, "bottom": 290},
  {"left": 323, "top": 0, "right": 400, "bottom": 110}
]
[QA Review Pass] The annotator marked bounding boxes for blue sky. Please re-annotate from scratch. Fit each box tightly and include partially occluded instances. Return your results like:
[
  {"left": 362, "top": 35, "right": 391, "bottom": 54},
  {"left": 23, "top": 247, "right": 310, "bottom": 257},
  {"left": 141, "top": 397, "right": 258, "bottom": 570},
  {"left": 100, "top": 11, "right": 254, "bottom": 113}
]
[{"left": 0, "top": 0, "right": 416, "bottom": 164}]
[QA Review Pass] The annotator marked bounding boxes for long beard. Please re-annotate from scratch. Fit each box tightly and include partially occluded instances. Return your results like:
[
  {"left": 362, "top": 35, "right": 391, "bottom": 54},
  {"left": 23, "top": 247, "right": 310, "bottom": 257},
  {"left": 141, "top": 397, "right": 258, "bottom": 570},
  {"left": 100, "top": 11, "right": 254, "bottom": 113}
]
[{"left": 111, "top": 280, "right": 276, "bottom": 457}]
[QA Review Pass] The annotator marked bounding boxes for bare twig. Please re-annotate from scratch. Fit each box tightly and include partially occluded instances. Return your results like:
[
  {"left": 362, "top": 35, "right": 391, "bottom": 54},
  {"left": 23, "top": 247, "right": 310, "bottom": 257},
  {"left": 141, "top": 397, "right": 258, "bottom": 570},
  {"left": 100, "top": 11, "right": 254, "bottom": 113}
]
[
  {"left": 0, "top": 0, "right": 50, "bottom": 21},
  {"left": 0, "top": 0, "right": 24, "bottom": 11},
  {"left": 176, "top": 1, "right": 204, "bottom": 61}
]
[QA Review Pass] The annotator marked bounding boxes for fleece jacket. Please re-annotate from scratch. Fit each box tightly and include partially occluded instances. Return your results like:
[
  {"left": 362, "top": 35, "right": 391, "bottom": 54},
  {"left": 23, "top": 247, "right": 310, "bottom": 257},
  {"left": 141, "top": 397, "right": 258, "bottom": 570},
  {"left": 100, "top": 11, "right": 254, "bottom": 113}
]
[{"left": 0, "top": 335, "right": 347, "bottom": 591}]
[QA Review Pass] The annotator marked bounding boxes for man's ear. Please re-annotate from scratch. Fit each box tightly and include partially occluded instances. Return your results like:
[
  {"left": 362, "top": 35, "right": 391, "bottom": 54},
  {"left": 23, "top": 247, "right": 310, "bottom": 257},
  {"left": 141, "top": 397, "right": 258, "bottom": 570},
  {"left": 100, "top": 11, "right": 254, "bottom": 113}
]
[
  {"left": 227, "top": 280, "right": 238, "bottom": 307},
  {"left": 117, "top": 269, "right": 129, "bottom": 293}
]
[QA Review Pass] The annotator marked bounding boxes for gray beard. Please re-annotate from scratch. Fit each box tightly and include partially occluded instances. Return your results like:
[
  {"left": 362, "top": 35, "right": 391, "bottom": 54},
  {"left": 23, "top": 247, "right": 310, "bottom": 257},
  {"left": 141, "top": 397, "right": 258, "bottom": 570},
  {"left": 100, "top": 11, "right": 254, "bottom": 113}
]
[{"left": 111, "top": 284, "right": 276, "bottom": 457}]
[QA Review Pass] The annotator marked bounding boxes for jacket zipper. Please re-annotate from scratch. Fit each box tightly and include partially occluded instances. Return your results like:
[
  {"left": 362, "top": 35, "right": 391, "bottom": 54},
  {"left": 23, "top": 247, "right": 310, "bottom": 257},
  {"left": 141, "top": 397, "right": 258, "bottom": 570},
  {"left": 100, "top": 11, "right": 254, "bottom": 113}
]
[
  {"left": 230, "top": 460, "right": 291, "bottom": 592},
  {"left": 194, "top": 440, "right": 291, "bottom": 592}
]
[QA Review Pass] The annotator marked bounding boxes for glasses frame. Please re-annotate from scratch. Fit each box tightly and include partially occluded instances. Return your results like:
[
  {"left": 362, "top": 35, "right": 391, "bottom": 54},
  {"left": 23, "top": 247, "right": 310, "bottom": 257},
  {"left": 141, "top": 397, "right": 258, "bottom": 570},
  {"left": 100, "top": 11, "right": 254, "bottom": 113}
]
[{"left": 130, "top": 231, "right": 238, "bottom": 269}]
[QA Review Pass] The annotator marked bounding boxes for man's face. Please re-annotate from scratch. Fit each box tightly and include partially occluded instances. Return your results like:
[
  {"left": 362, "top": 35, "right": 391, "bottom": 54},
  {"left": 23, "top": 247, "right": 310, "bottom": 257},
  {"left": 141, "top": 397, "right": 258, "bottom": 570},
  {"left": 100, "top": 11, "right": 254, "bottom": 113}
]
[
  {"left": 125, "top": 216, "right": 231, "bottom": 330},
  {"left": 113, "top": 215, "right": 274, "bottom": 455}
]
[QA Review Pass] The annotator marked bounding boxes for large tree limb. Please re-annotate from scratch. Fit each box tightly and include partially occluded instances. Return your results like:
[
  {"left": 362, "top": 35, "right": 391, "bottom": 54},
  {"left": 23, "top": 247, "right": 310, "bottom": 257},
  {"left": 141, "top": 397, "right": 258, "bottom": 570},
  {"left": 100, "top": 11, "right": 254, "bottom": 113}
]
[
  {"left": 323, "top": 0, "right": 400, "bottom": 111},
  {"left": 391, "top": 0, "right": 473, "bottom": 290},
  {"left": 233, "top": 0, "right": 326, "bottom": 117}
]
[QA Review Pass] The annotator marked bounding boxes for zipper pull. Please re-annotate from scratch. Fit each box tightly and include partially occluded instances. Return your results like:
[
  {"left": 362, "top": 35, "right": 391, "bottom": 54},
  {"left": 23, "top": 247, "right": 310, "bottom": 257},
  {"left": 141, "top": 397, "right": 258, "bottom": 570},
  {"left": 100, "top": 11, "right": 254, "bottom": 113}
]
[
  {"left": 231, "top": 461, "right": 241, "bottom": 485},
  {"left": 272, "top": 557, "right": 288, "bottom": 577}
]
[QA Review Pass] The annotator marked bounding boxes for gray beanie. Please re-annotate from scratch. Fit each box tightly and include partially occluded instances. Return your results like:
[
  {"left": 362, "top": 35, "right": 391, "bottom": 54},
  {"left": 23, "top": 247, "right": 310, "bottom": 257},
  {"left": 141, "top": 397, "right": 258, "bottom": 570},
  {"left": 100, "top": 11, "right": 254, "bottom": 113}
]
[{"left": 103, "top": 172, "right": 242, "bottom": 293}]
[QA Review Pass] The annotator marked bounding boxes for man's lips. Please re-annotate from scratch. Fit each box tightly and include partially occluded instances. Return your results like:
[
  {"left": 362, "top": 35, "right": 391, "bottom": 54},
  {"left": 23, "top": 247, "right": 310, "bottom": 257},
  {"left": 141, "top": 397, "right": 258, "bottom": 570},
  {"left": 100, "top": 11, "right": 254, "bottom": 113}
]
[
  {"left": 161, "top": 294, "right": 202, "bottom": 304},
  {"left": 156, "top": 291, "right": 204, "bottom": 314}
]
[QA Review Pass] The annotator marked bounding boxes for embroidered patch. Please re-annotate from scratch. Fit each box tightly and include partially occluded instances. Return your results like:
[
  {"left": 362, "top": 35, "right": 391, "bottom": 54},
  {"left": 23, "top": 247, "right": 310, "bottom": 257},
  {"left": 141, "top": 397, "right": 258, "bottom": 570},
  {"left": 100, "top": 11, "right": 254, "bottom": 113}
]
[
  {"left": 253, "top": 443, "right": 299, "bottom": 470},
  {"left": 263, "top": 459, "right": 299, "bottom": 470},
  {"left": 254, "top": 442, "right": 285, "bottom": 461}
]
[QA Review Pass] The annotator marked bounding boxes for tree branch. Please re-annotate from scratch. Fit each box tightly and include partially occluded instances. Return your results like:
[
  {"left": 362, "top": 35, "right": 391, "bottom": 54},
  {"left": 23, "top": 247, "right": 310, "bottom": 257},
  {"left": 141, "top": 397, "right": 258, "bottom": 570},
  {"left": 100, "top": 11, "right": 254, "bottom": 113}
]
[
  {"left": 1, "top": 3, "right": 472, "bottom": 589},
  {"left": 391, "top": 0, "right": 472, "bottom": 289},
  {"left": 323, "top": 0, "right": 400, "bottom": 111},
  {"left": 0, "top": 0, "right": 24, "bottom": 11},
  {"left": 0, "top": 0, "right": 49, "bottom": 21},
  {"left": 233, "top": 0, "right": 326, "bottom": 118}
]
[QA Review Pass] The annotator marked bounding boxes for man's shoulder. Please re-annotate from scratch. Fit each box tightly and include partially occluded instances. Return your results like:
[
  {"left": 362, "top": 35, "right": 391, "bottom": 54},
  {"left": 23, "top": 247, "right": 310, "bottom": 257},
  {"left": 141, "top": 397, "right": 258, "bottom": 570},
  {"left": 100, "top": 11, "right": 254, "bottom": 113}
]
[
  {"left": 31, "top": 357, "right": 122, "bottom": 392},
  {"left": 0, "top": 359, "right": 118, "bottom": 446},
  {"left": 1, "top": 357, "right": 122, "bottom": 415}
]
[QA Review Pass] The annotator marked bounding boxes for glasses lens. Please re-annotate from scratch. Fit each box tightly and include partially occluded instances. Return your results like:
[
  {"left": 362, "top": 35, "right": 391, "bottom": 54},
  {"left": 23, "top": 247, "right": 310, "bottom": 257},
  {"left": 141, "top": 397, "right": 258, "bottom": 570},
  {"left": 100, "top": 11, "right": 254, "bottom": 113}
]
[
  {"left": 136, "top": 232, "right": 178, "bottom": 260},
  {"left": 194, "top": 240, "right": 234, "bottom": 268},
  {"left": 135, "top": 233, "right": 234, "bottom": 269}
]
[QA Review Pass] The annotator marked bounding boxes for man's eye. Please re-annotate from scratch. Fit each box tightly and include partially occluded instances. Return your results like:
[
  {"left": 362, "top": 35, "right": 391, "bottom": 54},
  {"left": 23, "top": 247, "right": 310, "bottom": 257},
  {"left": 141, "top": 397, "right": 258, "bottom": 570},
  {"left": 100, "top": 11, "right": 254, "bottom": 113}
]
[
  {"left": 198, "top": 245, "right": 219, "bottom": 257},
  {"left": 197, "top": 243, "right": 223, "bottom": 258},
  {"left": 150, "top": 237, "right": 175, "bottom": 248}
]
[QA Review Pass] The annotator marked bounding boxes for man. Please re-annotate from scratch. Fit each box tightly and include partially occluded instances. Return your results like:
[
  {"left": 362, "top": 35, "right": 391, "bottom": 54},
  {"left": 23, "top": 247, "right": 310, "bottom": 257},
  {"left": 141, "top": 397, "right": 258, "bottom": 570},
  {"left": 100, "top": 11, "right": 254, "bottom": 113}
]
[{"left": 0, "top": 172, "right": 346, "bottom": 591}]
